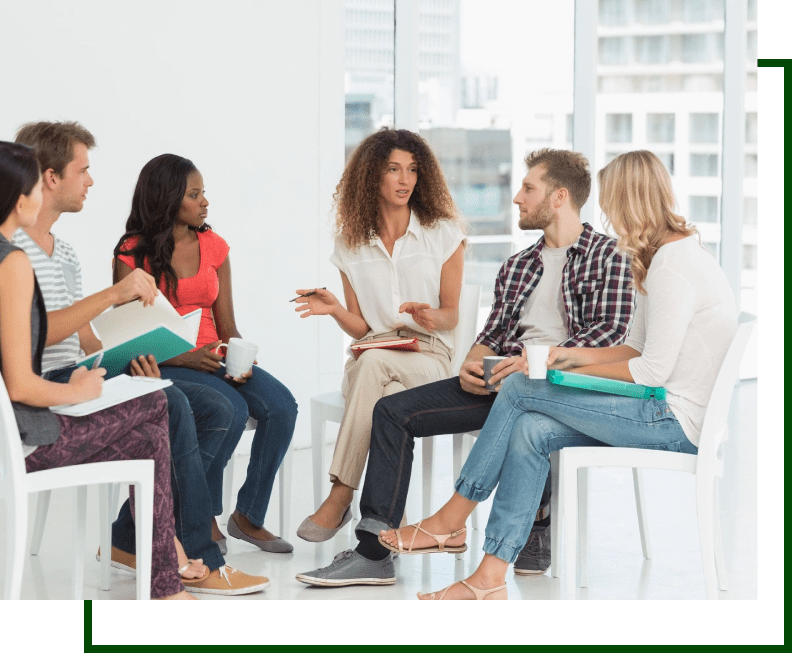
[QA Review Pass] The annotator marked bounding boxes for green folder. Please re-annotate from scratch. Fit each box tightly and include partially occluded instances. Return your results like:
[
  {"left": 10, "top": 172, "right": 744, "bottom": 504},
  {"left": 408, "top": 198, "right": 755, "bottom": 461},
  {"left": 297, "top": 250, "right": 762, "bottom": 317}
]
[
  {"left": 546, "top": 369, "right": 666, "bottom": 400},
  {"left": 75, "top": 326, "right": 193, "bottom": 379}
]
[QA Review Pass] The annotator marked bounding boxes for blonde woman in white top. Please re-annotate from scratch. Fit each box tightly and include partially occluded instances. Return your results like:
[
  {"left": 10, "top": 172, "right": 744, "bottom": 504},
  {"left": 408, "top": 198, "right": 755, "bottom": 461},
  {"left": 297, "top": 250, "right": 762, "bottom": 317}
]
[
  {"left": 295, "top": 128, "right": 466, "bottom": 541},
  {"left": 378, "top": 150, "right": 737, "bottom": 600}
]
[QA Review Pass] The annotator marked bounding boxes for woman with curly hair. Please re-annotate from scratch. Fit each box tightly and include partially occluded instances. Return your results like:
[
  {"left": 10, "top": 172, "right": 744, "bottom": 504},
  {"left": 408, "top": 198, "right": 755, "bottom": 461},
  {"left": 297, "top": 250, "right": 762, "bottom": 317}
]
[
  {"left": 294, "top": 128, "right": 466, "bottom": 541},
  {"left": 113, "top": 154, "right": 298, "bottom": 555},
  {"left": 378, "top": 150, "right": 737, "bottom": 600}
]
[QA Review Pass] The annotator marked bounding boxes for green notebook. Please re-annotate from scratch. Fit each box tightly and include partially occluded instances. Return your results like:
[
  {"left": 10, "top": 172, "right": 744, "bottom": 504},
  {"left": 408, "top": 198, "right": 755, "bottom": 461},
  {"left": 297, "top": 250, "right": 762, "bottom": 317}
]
[
  {"left": 547, "top": 370, "right": 666, "bottom": 400},
  {"left": 75, "top": 326, "right": 193, "bottom": 379}
]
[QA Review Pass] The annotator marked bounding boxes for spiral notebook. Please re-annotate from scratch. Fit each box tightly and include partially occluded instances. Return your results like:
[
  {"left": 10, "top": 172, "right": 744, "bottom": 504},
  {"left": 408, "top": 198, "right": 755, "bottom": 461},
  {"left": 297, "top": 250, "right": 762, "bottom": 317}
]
[{"left": 546, "top": 370, "right": 666, "bottom": 400}]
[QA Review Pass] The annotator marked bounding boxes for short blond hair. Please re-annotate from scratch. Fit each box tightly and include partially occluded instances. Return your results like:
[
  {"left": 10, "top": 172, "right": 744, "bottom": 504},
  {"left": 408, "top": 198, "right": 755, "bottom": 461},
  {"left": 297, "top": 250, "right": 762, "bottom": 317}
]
[{"left": 598, "top": 150, "right": 697, "bottom": 294}]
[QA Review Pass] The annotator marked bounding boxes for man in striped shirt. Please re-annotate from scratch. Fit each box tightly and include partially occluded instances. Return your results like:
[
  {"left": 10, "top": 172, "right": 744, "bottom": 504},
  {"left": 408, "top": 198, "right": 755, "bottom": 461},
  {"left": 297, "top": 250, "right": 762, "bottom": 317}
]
[{"left": 297, "top": 149, "right": 635, "bottom": 587}]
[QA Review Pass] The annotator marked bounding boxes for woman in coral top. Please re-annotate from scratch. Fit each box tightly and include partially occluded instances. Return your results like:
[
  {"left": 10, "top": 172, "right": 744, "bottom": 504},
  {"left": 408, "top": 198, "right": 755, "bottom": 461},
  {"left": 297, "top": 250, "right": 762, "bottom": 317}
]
[{"left": 113, "top": 154, "right": 297, "bottom": 554}]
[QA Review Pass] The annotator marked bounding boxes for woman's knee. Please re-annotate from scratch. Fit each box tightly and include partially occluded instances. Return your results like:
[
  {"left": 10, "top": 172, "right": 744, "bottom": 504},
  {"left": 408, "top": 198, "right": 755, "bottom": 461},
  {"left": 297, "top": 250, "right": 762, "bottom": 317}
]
[{"left": 248, "top": 366, "right": 298, "bottom": 420}]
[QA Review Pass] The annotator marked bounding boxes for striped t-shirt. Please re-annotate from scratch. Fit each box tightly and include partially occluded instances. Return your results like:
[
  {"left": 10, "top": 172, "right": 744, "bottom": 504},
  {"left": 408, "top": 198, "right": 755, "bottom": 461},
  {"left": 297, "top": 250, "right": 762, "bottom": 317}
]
[{"left": 12, "top": 229, "right": 84, "bottom": 372}]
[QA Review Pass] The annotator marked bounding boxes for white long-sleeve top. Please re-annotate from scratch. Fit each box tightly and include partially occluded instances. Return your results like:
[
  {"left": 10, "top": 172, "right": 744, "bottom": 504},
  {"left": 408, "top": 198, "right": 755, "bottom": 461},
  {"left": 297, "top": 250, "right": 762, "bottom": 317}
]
[{"left": 626, "top": 237, "right": 737, "bottom": 446}]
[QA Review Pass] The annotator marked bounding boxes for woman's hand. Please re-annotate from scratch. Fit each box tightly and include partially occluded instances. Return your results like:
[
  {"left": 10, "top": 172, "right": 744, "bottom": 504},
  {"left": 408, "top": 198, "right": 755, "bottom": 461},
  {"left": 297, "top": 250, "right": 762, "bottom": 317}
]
[
  {"left": 226, "top": 359, "right": 257, "bottom": 385},
  {"left": 129, "top": 354, "right": 161, "bottom": 378},
  {"left": 399, "top": 302, "right": 435, "bottom": 332},
  {"left": 68, "top": 366, "right": 106, "bottom": 403},
  {"left": 166, "top": 341, "right": 224, "bottom": 373},
  {"left": 545, "top": 346, "right": 584, "bottom": 372},
  {"left": 294, "top": 288, "right": 342, "bottom": 318}
]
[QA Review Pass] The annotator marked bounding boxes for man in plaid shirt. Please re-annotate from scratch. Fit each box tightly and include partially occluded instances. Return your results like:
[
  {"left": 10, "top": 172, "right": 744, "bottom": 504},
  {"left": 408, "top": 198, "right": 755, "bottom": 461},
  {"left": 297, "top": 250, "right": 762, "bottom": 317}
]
[{"left": 296, "top": 149, "right": 634, "bottom": 588}]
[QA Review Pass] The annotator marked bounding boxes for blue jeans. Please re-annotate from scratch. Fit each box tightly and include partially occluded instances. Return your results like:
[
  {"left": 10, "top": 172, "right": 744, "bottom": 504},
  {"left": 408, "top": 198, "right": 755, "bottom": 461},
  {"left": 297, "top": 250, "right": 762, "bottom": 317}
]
[
  {"left": 159, "top": 365, "right": 297, "bottom": 528},
  {"left": 44, "top": 365, "right": 234, "bottom": 570},
  {"left": 457, "top": 373, "right": 697, "bottom": 564}
]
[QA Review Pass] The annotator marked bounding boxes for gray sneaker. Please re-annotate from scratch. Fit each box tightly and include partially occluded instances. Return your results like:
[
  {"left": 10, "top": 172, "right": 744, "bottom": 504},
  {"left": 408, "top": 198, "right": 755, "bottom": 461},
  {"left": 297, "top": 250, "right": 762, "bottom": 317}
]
[
  {"left": 514, "top": 524, "right": 550, "bottom": 576},
  {"left": 295, "top": 549, "right": 395, "bottom": 587}
]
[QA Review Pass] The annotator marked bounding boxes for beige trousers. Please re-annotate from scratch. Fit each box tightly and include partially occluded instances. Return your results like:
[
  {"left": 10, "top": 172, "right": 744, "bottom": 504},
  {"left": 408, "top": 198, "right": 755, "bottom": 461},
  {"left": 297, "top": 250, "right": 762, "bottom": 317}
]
[{"left": 329, "top": 329, "right": 452, "bottom": 489}]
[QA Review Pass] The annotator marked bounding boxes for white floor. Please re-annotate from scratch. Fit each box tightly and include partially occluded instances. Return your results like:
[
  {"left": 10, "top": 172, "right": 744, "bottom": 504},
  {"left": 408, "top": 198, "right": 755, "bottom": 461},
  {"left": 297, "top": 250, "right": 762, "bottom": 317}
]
[{"left": 1, "top": 382, "right": 758, "bottom": 605}]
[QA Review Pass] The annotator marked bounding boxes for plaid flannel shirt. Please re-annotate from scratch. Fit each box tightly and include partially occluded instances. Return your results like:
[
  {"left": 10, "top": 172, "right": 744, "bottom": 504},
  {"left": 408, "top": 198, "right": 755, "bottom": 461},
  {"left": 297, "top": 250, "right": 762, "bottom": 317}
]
[{"left": 474, "top": 223, "right": 634, "bottom": 356}]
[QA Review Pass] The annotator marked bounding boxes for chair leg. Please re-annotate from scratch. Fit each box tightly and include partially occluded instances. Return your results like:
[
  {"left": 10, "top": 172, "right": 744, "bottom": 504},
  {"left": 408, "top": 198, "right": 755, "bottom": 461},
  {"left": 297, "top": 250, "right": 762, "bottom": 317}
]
[
  {"left": 4, "top": 494, "right": 28, "bottom": 599},
  {"left": 578, "top": 467, "right": 588, "bottom": 588},
  {"left": 562, "top": 454, "right": 578, "bottom": 599},
  {"left": 99, "top": 484, "right": 113, "bottom": 591},
  {"left": 221, "top": 457, "right": 234, "bottom": 525},
  {"left": 279, "top": 446, "right": 292, "bottom": 538},
  {"left": 110, "top": 483, "right": 121, "bottom": 516},
  {"left": 632, "top": 468, "right": 653, "bottom": 560},
  {"left": 422, "top": 437, "right": 434, "bottom": 517},
  {"left": 712, "top": 478, "right": 728, "bottom": 591},
  {"left": 452, "top": 433, "right": 467, "bottom": 560},
  {"left": 310, "top": 407, "right": 326, "bottom": 512},
  {"left": 550, "top": 451, "right": 561, "bottom": 578},
  {"left": 29, "top": 490, "right": 51, "bottom": 556},
  {"left": 134, "top": 478, "right": 153, "bottom": 601},
  {"left": 696, "top": 474, "right": 719, "bottom": 600},
  {"left": 72, "top": 486, "right": 87, "bottom": 600}
]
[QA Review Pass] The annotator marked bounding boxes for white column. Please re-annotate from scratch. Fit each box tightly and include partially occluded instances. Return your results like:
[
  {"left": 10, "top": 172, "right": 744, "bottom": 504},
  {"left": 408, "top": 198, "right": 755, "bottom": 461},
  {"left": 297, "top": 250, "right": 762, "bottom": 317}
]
[
  {"left": 573, "top": 0, "right": 599, "bottom": 227},
  {"left": 394, "top": 0, "right": 420, "bottom": 131},
  {"left": 720, "top": 0, "right": 747, "bottom": 305},
  {"left": 318, "top": 0, "right": 347, "bottom": 394}
]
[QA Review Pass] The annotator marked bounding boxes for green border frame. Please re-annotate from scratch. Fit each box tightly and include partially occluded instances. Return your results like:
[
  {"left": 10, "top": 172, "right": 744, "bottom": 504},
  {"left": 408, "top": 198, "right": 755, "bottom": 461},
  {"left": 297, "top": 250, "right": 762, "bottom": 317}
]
[{"left": 2, "top": 0, "right": 792, "bottom": 652}]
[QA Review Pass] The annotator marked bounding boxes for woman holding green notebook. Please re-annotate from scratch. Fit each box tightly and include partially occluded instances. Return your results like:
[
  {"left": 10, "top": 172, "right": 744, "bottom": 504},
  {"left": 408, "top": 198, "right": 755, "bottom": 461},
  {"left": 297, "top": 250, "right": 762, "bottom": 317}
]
[{"left": 377, "top": 150, "right": 738, "bottom": 600}]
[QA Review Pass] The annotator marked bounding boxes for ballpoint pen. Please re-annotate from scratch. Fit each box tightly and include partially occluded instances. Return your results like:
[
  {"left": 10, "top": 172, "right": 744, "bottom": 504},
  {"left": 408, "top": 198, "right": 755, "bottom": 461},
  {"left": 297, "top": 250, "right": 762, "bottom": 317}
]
[{"left": 289, "top": 287, "right": 326, "bottom": 302}]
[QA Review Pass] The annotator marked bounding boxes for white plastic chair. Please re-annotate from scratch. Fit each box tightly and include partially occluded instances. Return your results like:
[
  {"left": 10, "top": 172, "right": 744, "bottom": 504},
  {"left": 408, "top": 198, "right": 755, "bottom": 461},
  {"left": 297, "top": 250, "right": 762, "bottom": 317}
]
[
  {"left": 1, "top": 374, "right": 155, "bottom": 600},
  {"left": 309, "top": 284, "right": 482, "bottom": 522},
  {"left": 550, "top": 313, "right": 756, "bottom": 599},
  {"left": 221, "top": 418, "right": 292, "bottom": 538}
]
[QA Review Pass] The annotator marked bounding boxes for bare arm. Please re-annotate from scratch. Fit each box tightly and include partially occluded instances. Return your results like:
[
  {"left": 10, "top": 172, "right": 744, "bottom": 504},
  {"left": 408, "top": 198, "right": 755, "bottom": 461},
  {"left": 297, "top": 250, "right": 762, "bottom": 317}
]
[
  {"left": 294, "top": 272, "right": 371, "bottom": 340},
  {"left": 545, "top": 344, "right": 641, "bottom": 382},
  {"left": 212, "top": 257, "right": 243, "bottom": 342},
  {"left": 399, "top": 242, "right": 464, "bottom": 333},
  {"left": 45, "top": 266, "right": 158, "bottom": 347},
  {"left": 0, "top": 253, "right": 104, "bottom": 406},
  {"left": 77, "top": 323, "right": 102, "bottom": 356}
]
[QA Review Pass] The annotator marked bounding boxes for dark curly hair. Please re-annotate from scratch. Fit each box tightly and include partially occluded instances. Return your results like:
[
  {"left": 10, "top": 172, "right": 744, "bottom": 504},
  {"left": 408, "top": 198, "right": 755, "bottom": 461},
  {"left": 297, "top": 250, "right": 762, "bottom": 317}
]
[
  {"left": 112, "top": 153, "right": 210, "bottom": 299},
  {"left": 334, "top": 128, "right": 460, "bottom": 249}
]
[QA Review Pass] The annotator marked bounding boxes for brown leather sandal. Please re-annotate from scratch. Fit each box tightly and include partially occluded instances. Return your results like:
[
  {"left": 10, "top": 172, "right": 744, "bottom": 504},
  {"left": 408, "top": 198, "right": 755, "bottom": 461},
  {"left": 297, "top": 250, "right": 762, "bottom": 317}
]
[{"left": 378, "top": 519, "right": 467, "bottom": 555}]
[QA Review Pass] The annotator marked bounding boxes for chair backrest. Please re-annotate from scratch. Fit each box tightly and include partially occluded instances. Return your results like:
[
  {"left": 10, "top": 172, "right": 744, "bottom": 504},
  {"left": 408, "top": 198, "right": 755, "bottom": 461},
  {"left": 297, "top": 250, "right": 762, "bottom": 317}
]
[
  {"left": 696, "top": 312, "right": 756, "bottom": 459},
  {"left": 0, "top": 373, "right": 28, "bottom": 499},
  {"left": 450, "top": 285, "right": 482, "bottom": 376}
]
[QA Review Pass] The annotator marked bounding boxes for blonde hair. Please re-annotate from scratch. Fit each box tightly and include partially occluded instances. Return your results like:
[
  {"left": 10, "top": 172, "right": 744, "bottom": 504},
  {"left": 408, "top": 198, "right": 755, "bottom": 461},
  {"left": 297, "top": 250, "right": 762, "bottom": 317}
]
[{"left": 598, "top": 151, "right": 697, "bottom": 294}]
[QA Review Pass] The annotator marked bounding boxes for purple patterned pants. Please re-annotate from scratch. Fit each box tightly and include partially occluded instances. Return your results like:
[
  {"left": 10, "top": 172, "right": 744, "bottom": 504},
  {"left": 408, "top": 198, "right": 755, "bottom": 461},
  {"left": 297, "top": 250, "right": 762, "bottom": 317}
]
[{"left": 25, "top": 391, "right": 183, "bottom": 599}]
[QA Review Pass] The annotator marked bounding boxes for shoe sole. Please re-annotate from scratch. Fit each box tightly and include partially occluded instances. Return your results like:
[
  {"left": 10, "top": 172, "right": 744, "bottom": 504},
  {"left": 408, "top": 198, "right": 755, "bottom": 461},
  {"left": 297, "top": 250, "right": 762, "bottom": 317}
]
[
  {"left": 513, "top": 568, "right": 549, "bottom": 576},
  {"left": 294, "top": 574, "right": 396, "bottom": 587},
  {"left": 95, "top": 554, "right": 135, "bottom": 575},
  {"left": 184, "top": 580, "right": 271, "bottom": 596}
]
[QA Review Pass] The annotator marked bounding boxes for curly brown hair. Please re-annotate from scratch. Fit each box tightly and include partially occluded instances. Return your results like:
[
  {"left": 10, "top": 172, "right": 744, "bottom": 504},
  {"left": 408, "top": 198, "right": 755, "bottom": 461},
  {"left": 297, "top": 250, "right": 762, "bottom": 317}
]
[{"left": 334, "top": 128, "right": 460, "bottom": 249}]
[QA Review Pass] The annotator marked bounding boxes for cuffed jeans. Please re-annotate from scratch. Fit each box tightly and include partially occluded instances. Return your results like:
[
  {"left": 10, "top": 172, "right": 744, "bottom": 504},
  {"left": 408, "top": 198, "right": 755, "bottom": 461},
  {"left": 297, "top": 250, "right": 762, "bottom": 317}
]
[
  {"left": 455, "top": 373, "right": 697, "bottom": 564},
  {"left": 159, "top": 365, "right": 297, "bottom": 529},
  {"left": 44, "top": 364, "right": 233, "bottom": 571}
]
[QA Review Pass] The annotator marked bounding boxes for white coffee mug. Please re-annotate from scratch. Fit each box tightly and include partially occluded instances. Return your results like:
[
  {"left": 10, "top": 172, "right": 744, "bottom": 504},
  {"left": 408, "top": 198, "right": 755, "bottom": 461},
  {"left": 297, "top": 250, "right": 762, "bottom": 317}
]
[
  {"left": 215, "top": 338, "right": 258, "bottom": 379},
  {"left": 526, "top": 345, "right": 550, "bottom": 380}
]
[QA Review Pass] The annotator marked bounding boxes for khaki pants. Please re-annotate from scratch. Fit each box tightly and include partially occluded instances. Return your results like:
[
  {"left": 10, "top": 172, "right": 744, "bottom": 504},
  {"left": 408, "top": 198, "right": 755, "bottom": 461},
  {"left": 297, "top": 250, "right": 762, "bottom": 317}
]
[{"left": 329, "top": 329, "right": 452, "bottom": 489}]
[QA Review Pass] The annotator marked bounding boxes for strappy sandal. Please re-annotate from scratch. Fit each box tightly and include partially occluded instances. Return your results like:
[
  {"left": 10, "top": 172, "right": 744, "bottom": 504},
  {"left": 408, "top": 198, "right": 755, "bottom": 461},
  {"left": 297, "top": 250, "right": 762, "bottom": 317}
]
[
  {"left": 422, "top": 580, "right": 508, "bottom": 600},
  {"left": 378, "top": 519, "right": 467, "bottom": 555}
]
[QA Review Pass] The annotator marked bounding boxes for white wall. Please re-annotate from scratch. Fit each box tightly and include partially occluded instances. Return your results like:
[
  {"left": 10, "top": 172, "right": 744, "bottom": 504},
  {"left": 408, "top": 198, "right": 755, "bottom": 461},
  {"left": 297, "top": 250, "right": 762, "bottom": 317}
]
[{"left": 0, "top": 0, "right": 345, "bottom": 448}]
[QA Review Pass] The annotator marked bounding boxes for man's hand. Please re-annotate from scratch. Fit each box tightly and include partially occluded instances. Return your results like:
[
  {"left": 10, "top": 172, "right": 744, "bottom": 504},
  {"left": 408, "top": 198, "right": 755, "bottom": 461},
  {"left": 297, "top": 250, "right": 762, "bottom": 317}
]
[
  {"left": 129, "top": 354, "right": 161, "bottom": 378},
  {"left": 486, "top": 355, "right": 524, "bottom": 390},
  {"left": 459, "top": 359, "right": 490, "bottom": 395},
  {"left": 112, "top": 268, "right": 159, "bottom": 307}
]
